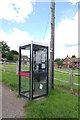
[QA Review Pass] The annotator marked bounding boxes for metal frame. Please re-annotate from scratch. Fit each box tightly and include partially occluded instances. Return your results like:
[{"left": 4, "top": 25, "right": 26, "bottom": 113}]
[
  {"left": 19, "top": 44, "right": 31, "bottom": 99},
  {"left": 18, "top": 42, "right": 48, "bottom": 100}
]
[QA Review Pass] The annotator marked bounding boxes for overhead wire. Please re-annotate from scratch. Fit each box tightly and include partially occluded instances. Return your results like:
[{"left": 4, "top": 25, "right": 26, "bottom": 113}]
[
  {"left": 42, "top": 5, "right": 51, "bottom": 42},
  {"left": 16, "top": 3, "right": 51, "bottom": 48}
]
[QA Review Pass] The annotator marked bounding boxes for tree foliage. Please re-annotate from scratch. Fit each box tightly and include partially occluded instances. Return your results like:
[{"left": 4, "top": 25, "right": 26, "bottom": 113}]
[
  {"left": 54, "top": 58, "right": 63, "bottom": 68},
  {"left": 10, "top": 50, "right": 18, "bottom": 62},
  {"left": 13, "top": 55, "right": 18, "bottom": 62},
  {"left": 0, "top": 41, "right": 18, "bottom": 62},
  {"left": 72, "top": 55, "right": 76, "bottom": 58},
  {"left": 0, "top": 41, "right": 10, "bottom": 58},
  {"left": 6, "top": 51, "right": 13, "bottom": 61},
  {"left": 11, "top": 50, "right": 18, "bottom": 55}
]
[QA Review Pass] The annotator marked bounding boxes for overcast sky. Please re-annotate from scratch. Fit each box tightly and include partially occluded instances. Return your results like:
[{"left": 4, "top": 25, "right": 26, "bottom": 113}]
[{"left": 0, "top": 0, "right": 79, "bottom": 59}]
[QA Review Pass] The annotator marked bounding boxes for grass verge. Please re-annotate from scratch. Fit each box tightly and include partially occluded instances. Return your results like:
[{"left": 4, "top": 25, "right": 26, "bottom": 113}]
[
  {"left": 25, "top": 89, "right": 78, "bottom": 118},
  {"left": 1, "top": 64, "right": 79, "bottom": 118}
]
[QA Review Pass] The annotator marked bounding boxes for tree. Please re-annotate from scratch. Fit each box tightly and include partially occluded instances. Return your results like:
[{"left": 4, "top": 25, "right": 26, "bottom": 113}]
[
  {"left": 13, "top": 55, "right": 18, "bottom": 62},
  {"left": 10, "top": 50, "right": 18, "bottom": 62},
  {"left": 72, "top": 55, "right": 76, "bottom": 58},
  {"left": 54, "top": 58, "right": 63, "bottom": 68},
  {"left": 0, "top": 41, "right": 10, "bottom": 58},
  {"left": 6, "top": 51, "right": 13, "bottom": 61},
  {"left": 11, "top": 50, "right": 18, "bottom": 55},
  {"left": 67, "top": 55, "right": 69, "bottom": 57}
]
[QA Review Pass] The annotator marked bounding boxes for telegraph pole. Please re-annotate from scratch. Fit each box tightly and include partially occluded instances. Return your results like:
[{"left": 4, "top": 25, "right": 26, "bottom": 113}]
[{"left": 50, "top": 0, "right": 55, "bottom": 89}]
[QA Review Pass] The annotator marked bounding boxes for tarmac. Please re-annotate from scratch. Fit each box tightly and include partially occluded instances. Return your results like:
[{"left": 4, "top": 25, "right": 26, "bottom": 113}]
[{"left": 1, "top": 83, "right": 26, "bottom": 118}]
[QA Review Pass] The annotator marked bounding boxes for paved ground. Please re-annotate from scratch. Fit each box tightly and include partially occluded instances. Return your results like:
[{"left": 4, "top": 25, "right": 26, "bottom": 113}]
[
  {"left": 0, "top": 84, "right": 2, "bottom": 120},
  {"left": 1, "top": 84, "right": 26, "bottom": 118}
]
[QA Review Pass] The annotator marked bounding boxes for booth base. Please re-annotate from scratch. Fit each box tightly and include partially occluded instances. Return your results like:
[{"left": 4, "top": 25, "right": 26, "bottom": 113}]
[{"left": 34, "top": 80, "right": 47, "bottom": 95}]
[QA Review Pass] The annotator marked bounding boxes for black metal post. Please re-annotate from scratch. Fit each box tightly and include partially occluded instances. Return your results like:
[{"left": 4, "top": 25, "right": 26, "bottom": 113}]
[
  {"left": 30, "top": 43, "right": 33, "bottom": 100},
  {"left": 47, "top": 47, "right": 49, "bottom": 95},
  {"left": 19, "top": 47, "right": 21, "bottom": 95}
]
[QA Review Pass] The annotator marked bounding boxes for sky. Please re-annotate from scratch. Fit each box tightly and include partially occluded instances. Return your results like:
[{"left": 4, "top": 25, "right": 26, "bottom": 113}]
[{"left": 0, "top": 0, "right": 79, "bottom": 59}]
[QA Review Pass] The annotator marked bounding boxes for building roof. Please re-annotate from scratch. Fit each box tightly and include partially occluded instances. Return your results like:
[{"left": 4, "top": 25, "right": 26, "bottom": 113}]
[{"left": 65, "top": 57, "right": 80, "bottom": 62}]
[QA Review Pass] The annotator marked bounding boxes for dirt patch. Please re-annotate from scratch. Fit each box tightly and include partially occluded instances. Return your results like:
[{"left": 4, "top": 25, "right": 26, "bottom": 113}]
[{"left": 1, "top": 83, "right": 27, "bottom": 118}]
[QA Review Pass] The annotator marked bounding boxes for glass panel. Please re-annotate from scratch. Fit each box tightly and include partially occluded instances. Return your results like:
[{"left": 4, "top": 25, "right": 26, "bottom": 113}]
[
  {"left": 20, "top": 46, "right": 30, "bottom": 98},
  {"left": 33, "top": 76, "right": 47, "bottom": 97},
  {"left": 21, "top": 77, "right": 29, "bottom": 97},
  {"left": 33, "top": 45, "right": 48, "bottom": 98},
  {"left": 21, "top": 47, "right": 30, "bottom": 72}
]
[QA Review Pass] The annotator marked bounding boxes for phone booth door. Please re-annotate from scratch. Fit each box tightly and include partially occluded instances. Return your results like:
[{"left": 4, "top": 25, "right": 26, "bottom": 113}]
[
  {"left": 18, "top": 45, "right": 30, "bottom": 99},
  {"left": 32, "top": 44, "right": 48, "bottom": 99}
]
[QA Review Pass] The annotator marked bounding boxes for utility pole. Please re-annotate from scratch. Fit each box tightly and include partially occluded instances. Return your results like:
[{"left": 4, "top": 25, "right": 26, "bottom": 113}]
[{"left": 50, "top": 0, "right": 55, "bottom": 89}]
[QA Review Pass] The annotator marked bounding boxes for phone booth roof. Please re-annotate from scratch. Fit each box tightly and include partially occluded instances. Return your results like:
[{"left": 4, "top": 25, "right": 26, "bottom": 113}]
[{"left": 19, "top": 41, "right": 49, "bottom": 47}]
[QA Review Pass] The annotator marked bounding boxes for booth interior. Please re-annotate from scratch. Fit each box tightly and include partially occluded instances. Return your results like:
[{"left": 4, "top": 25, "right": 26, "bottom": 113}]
[{"left": 18, "top": 42, "right": 48, "bottom": 100}]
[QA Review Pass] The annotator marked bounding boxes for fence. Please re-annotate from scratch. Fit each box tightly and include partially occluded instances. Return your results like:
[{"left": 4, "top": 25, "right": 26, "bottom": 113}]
[
  {"left": 0, "top": 62, "right": 19, "bottom": 73},
  {"left": 1, "top": 63, "right": 80, "bottom": 91},
  {"left": 54, "top": 69, "right": 80, "bottom": 91}
]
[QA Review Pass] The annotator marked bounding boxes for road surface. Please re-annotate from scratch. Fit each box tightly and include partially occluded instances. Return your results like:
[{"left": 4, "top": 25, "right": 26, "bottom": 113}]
[{"left": 1, "top": 83, "right": 26, "bottom": 118}]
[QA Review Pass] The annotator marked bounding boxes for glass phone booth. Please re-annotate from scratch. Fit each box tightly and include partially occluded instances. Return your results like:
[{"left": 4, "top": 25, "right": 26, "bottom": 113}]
[{"left": 18, "top": 42, "right": 48, "bottom": 100}]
